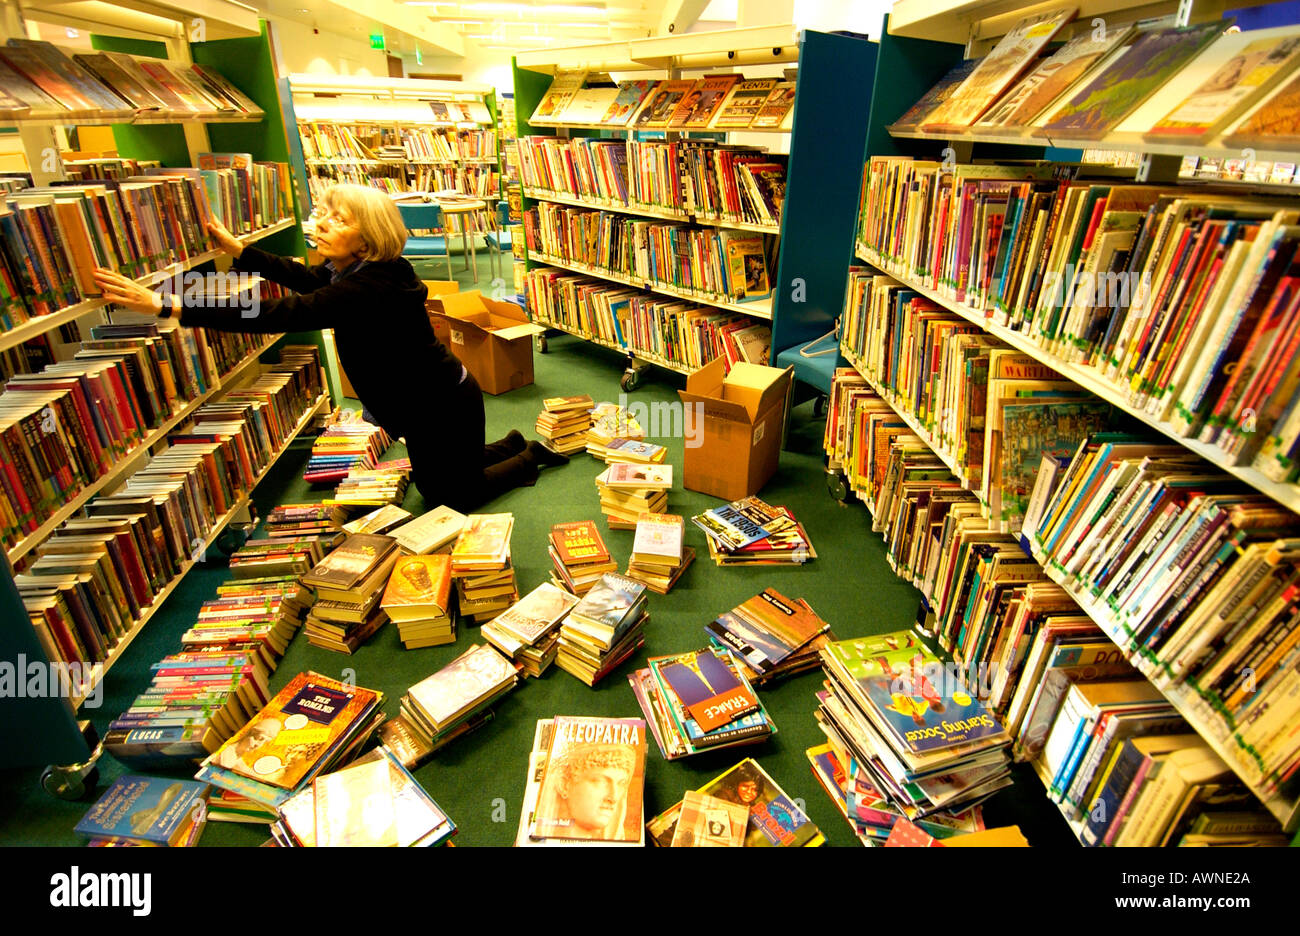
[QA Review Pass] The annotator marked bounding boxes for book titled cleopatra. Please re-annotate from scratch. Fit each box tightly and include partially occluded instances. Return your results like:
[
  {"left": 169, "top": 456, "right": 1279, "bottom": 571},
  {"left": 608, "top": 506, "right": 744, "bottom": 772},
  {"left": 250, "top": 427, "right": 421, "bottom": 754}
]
[
  {"left": 531, "top": 715, "right": 647, "bottom": 843},
  {"left": 207, "top": 671, "right": 382, "bottom": 791},
  {"left": 549, "top": 521, "right": 610, "bottom": 567}
]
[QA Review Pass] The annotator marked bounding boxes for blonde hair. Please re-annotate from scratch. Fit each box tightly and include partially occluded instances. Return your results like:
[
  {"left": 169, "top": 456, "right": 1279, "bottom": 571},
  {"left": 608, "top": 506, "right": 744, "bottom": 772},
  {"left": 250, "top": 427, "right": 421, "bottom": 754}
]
[{"left": 321, "top": 184, "right": 407, "bottom": 262}]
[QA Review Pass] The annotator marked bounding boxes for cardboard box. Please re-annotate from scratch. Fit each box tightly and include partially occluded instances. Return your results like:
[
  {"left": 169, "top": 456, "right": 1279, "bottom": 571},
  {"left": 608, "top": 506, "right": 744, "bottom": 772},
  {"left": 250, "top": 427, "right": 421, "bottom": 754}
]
[
  {"left": 678, "top": 358, "right": 792, "bottom": 501},
  {"left": 428, "top": 289, "right": 542, "bottom": 395}
]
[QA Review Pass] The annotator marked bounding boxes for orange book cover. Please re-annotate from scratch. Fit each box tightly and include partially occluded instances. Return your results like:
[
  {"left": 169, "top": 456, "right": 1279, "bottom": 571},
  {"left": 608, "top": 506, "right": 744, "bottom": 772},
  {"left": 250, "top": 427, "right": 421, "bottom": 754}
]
[{"left": 381, "top": 553, "right": 452, "bottom": 613}]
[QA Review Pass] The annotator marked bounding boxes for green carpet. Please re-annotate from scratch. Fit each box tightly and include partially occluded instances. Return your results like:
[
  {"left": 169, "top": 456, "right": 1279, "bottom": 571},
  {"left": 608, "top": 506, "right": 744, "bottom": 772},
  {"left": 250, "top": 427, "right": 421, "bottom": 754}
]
[{"left": 0, "top": 257, "right": 1076, "bottom": 847}]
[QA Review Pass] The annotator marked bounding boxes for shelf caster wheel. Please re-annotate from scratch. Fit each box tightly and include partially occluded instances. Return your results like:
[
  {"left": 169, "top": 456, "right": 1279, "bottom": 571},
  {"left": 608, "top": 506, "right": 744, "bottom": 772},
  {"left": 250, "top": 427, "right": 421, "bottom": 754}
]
[
  {"left": 826, "top": 467, "right": 849, "bottom": 503},
  {"left": 620, "top": 369, "right": 640, "bottom": 392},
  {"left": 41, "top": 763, "right": 99, "bottom": 801},
  {"left": 535, "top": 335, "right": 548, "bottom": 353},
  {"left": 813, "top": 395, "right": 828, "bottom": 418}
]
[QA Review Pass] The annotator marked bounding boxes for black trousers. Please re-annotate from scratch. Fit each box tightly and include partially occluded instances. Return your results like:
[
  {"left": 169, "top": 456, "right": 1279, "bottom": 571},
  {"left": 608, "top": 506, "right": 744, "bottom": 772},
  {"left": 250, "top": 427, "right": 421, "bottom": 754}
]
[{"left": 398, "top": 371, "right": 537, "bottom": 513}]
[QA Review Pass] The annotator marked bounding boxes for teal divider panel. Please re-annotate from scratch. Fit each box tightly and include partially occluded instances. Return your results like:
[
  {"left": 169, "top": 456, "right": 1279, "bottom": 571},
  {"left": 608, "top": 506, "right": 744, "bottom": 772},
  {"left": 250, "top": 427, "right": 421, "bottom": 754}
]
[
  {"left": 0, "top": 561, "right": 89, "bottom": 767},
  {"left": 769, "top": 30, "right": 878, "bottom": 355},
  {"left": 865, "top": 24, "right": 962, "bottom": 159}
]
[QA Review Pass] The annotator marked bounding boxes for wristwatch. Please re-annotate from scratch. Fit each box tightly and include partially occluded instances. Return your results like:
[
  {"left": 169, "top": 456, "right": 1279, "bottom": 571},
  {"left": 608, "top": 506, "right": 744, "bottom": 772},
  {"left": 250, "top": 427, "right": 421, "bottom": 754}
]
[{"left": 157, "top": 293, "right": 179, "bottom": 318}]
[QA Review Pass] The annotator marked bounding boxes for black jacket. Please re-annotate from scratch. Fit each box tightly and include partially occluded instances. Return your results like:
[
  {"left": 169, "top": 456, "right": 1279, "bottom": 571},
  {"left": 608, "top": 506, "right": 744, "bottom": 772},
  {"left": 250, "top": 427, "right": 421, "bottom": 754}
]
[{"left": 180, "top": 246, "right": 463, "bottom": 433}]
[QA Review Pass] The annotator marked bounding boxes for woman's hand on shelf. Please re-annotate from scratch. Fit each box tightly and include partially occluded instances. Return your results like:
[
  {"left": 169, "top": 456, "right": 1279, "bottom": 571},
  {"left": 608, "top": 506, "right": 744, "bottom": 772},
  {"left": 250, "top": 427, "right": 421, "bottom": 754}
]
[
  {"left": 92, "top": 269, "right": 170, "bottom": 316},
  {"left": 208, "top": 218, "right": 244, "bottom": 259}
]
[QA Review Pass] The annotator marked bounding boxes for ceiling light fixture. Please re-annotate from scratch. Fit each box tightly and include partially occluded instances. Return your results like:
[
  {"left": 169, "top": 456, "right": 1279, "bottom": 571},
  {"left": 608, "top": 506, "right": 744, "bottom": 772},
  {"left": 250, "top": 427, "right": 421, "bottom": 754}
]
[{"left": 462, "top": 3, "right": 605, "bottom": 14}]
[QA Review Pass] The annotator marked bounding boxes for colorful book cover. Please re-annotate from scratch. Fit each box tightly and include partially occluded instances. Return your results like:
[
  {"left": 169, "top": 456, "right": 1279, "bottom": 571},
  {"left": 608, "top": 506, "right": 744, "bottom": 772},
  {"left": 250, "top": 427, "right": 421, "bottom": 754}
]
[
  {"left": 654, "top": 647, "right": 759, "bottom": 733},
  {"left": 603, "top": 437, "right": 665, "bottom": 461},
  {"left": 570, "top": 573, "right": 646, "bottom": 632},
  {"left": 601, "top": 79, "right": 656, "bottom": 125},
  {"left": 707, "top": 588, "right": 828, "bottom": 673},
  {"left": 975, "top": 28, "right": 1134, "bottom": 132},
  {"left": 451, "top": 513, "right": 513, "bottom": 562},
  {"left": 1150, "top": 33, "right": 1300, "bottom": 140},
  {"left": 677, "top": 74, "right": 740, "bottom": 128},
  {"left": 750, "top": 81, "right": 796, "bottom": 128},
  {"left": 654, "top": 758, "right": 822, "bottom": 847},
  {"left": 605, "top": 462, "right": 672, "bottom": 489},
  {"left": 492, "top": 582, "right": 581, "bottom": 644},
  {"left": 636, "top": 79, "right": 695, "bottom": 128},
  {"left": 208, "top": 672, "right": 379, "bottom": 791},
  {"left": 923, "top": 8, "right": 1076, "bottom": 129},
  {"left": 670, "top": 790, "right": 748, "bottom": 846},
  {"left": 381, "top": 554, "right": 452, "bottom": 613},
  {"left": 632, "top": 513, "right": 684, "bottom": 563},
  {"left": 692, "top": 499, "right": 779, "bottom": 551},
  {"left": 1040, "top": 21, "right": 1227, "bottom": 138},
  {"left": 532, "top": 715, "right": 647, "bottom": 842},
  {"left": 714, "top": 78, "right": 779, "bottom": 128},
  {"left": 1225, "top": 68, "right": 1300, "bottom": 146},
  {"left": 998, "top": 398, "right": 1113, "bottom": 532},
  {"left": 75, "top": 776, "right": 208, "bottom": 845},
  {"left": 550, "top": 520, "right": 610, "bottom": 566},
  {"left": 891, "top": 58, "right": 983, "bottom": 132},
  {"left": 406, "top": 644, "right": 517, "bottom": 729}
]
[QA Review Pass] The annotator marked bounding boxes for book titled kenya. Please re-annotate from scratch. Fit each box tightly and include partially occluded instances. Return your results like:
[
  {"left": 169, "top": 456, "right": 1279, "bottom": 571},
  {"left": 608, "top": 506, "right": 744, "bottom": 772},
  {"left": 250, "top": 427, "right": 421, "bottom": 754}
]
[{"left": 532, "top": 715, "right": 647, "bottom": 842}]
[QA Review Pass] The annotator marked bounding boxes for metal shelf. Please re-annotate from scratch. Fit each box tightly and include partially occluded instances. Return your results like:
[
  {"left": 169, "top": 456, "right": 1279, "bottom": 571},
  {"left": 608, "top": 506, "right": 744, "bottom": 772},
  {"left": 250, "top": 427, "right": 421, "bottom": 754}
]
[
  {"left": 67, "top": 393, "right": 330, "bottom": 709},
  {"left": 0, "top": 218, "right": 296, "bottom": 355},
  {"left": 523, "top": 187, "right": 780, "bottom": 233},
  {"left": 854, "top": 243, "right": 1300, "bottom": 514},
  {"left": 530, "top": 251, "right": 773, "bottom": 320}
]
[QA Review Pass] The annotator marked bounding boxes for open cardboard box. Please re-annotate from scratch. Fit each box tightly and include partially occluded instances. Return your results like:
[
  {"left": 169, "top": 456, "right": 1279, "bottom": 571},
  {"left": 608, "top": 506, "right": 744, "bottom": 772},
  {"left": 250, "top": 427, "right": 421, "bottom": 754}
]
[
  {"left": 427, "top": 288, "right": 543, "bottom": 395},
  {"left": 678, "top": 357, "right": 793, "bottom": 501}
]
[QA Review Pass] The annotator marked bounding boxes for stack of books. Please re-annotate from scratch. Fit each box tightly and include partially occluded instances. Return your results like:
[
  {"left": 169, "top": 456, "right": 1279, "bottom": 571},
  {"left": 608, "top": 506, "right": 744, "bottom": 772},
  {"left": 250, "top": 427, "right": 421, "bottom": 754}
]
[
  {"left": 195, "top": 671, "right": 386, "bottom": 823},
  {"left": 706, "top": 588, "right": 832, "bottom": 684},
  {"left": 646, "top": 759, "right": 824, "bottom": 847},
  {"left": 451, "top": 514, "right": 517, "bottom": 624},
  {"left": 816, "top": 631, "right": 1013, "bottom": 823},
  {"left": 548, "top": 520, "right": 617, "bottom": 595},
  {"left": 326, "top": 460, "right": 410, "bottom": 508},
  {"left": 76, "top": 776, "right": 210, "bottom": 847},
  {"left": 595, "top": 464, "right": 671, "bottom": 529},
  {"left": 381, "top": 553, "right": 455, "bottom": 649},
  {"left": 272, "top": 747, "right": 456, "bottom": 847},
  {"left": 102, "top": 649, "right": 270, "bottom": 769},
  {"left": 303, "top": 419, "right": 391, "bottom": 484},
  {"left": 379, "top": 710, "right": 495, "bottom": 771},
  {"left": 340, "top": 504, "right": 411, "bottom": 536},
  {"left": 557, "top": 573, "right": 648, "bottom": 686},
  {"left": 625, "top": 512, "right": 693, "bottom": 593},
  {"left": 400, "top": 644, "right": 520, "bottom": 752},
  {"left": 693, "top": 496, "right": 815, "bottom": 565},
  {"left": 600, "top": 438, "right": 668, "bottom": 465},
  {"left": 228, "top": 536, "right": 328, "bottom": 579},
  {"left": 535, "top": 394, "right": 594, "bottom": 454},
  {"left": 264, "top": 503, "right": 346, "bottom": 539},
  {"left": 630, "top": 646, "right": 775, "bottom": 760},
  {"left": 179, "top": 578, "right": 308, "bottom": 665},
  {"left": 390, "top": 505, "right": 467, "bottom": 555},
  {"left": 585, "top": 402, "right": 644, "bottom": 458},
  {"left": 300, "top": 533, "right": 401, "bottom": 653},
  {"left": 516, "top": 715, "right": 648, "bottom": 846},
  {"left": 482, "top": 582, "right": 581, "bottom": 678}
]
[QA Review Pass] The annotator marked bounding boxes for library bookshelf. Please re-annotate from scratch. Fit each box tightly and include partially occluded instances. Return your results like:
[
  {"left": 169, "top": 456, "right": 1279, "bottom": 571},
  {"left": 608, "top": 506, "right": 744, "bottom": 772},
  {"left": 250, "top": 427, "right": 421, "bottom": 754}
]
[
  {"left": 831, "top": 1, "right": 1300, "bottom": 841},
  {"left": 512, "top": 25, "right": 877, "bottom": 388}
]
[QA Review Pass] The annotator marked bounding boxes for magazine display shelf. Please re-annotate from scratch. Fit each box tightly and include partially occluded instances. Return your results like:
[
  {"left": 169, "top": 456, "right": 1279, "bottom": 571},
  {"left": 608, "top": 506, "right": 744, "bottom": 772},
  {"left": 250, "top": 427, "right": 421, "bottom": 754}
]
[{"left": 513, "top": 26, "right": 877, "bottom": 390}]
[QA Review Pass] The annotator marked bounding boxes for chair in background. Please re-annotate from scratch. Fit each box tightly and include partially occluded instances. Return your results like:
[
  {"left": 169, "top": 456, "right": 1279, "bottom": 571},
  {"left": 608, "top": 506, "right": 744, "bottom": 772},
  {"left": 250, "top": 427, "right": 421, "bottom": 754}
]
[
  {"left": 484, "top": 199, "right": 512, "bottom": 282},
  {"left": 397, "top": 202, "right": 454, "bottom": 281}
]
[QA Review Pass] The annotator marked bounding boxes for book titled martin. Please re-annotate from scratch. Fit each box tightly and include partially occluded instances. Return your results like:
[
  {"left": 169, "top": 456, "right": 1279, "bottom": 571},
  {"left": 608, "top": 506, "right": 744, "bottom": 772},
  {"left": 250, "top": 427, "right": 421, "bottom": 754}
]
[{"left": 531, "top": 715, "right": 647, "bottom": 843}]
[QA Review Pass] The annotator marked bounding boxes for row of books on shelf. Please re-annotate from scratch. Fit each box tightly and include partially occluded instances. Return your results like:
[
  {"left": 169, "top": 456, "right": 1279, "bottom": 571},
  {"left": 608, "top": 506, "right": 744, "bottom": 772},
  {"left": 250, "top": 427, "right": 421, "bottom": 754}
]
[
  {"left": 517, "top": 136, "right": 786, "bottom": 227},
  {"left": 522, "top": 204, "right": 772, "bottom": 304},
  {"left": 0, "top": 319, "right": 290, "bottom": 553},
  {"left": 15, "top": 350, "right": 324, "bottom": 675},
  {"left": 299, "top": 122, "right": 497, "bottom": 163},
  {"left": 823, "top": 368, "right": 1295, "bottom": 839},
  {"left": 892, "top": 15, "right": 1300, "bottom": 149},
  {"left": 304, "top": 163, "right": 499, "bottom": 205},
  {"left": 0, "top": 40, "right": 263, "bottom": 122},
  {"left": 531, "top": 71, "right": 796, "bottom": 132},
  {"left": 0, "top": 156, "right": 294, "bottom": 332},
  {"left": 857, "top": 155, "right": 1300, "bottom": 482},
  {"left": 524, "top": 267, "right": 771, "bottom": 371},
  {"left": 1180, "top": 154, "right": 1300, "bottom": 187}
]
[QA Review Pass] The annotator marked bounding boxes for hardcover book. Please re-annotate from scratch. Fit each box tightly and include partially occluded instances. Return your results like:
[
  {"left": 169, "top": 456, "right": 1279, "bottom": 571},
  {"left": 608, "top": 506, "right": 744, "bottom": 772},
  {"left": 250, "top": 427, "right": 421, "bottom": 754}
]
[
  {"left": 713, "top": 78, "right": 779, "bottom": 128},
  {"left": 380, "top": 554, "right": 452, "bottom": 619},
  {"left": 300, "top": 533, "right": 397, "bottom": 592},
  {"left": 550, "top": 520, "right": 610, "bottom": 567},
  {"left": 750, "top": 81, "right": 796, "bottom": 128}
]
